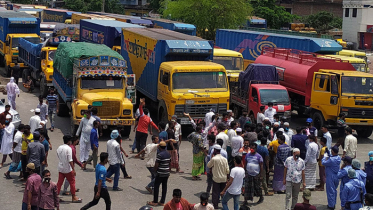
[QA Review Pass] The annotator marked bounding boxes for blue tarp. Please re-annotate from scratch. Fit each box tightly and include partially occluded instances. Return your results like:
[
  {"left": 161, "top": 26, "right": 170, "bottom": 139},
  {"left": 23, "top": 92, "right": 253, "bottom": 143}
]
[
  {"left": 165, "top": 40, "right": 212, "bottom": 55},
  {"left": 19, "top": 38, "right": 43, "bottom": 56},
  {"left": 239, "top": 64, "right": 278, "bottom": 91},
  {"left": 174, "top": 23, "right": 196, "bottom": 31},
  {"left": 128, "top": 19, "right": 153, "bottom": 26}
]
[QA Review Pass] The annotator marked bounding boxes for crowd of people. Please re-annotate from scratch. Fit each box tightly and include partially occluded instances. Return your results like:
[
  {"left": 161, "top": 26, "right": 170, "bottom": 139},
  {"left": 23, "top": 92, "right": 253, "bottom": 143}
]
[{"left": 0, "top": 77, "right": 373, "bottom": 210}]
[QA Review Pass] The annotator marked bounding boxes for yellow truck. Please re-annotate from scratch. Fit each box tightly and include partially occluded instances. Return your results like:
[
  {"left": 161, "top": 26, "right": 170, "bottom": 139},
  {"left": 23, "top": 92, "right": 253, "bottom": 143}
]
[
  {"left": 121, "top": 28, "right": 230, "bottom": 125},
  {"left": 337, "top": 49, "right": 370, "bottom": 71},
  {"left": 0, "top": 11, "right": 41, "bottom": 76},
  {"left": 213, "top": 49, "right": 244, "bottom": 82},
  {"left": 324, "top": 54, "right": 368, "bottom": 73},
  {"left": 53, "top": 42, "right": 136, "bottom": 135},
  {"left": 71, "top": 13, "right": 115, "bottom": 24}
]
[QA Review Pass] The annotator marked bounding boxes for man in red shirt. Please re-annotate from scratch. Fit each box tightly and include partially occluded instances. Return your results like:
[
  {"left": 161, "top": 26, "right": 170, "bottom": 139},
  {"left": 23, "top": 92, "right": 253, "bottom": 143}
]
[{"left": 136, "top": 98, "right": 159, "bottom": 154}]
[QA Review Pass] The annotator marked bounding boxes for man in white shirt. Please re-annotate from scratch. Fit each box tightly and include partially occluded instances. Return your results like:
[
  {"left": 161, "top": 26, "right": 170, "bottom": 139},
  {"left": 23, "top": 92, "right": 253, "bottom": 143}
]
[
  {"left": 56, "top": 135, "right": 81, "bottom": 203},
  {"left": 216, "top": 123, "right": 229, "bottom": 150},
  {"left": 0, "top": 114, "right": 15, "bottom": 167},
  {"left": 221, "top": 156, "right": 246, "bottom": 210},
  {"left": 29, "top": 108, "right": 43, "bottom": 133},
  {"left": 343, "top": 127, "right": 357, "bottom": 159},
  {"left": 264, "top": 102, "right": 277, "bottom": 124},
  {"left": 257, "top": 106, "right": 266, "bottom": 124},
  {"left": 4, "top": 124, "right": 24, "bottom": 179},
  {"left": 76, "top": 111, "right": 96, "bottom": 166},
  {"left": 135, "top": 135, "right": 159, "bottom": 194},
  {"left": 227, "top": 110, "right": 235, "bottom": 126},
  {"left": 205, "top": 109, "right": 215, "bottom": 128},
  {"left": 304, "top": 135, "right": 319, "bottom": 190},
  {"left": 231, "top": 128, "right": 243, "bottom": 158},
  {"left": 106, "top": 130, "right": 124, "bottom": 191},
  {"left": 321, "top": 126, "right": 332, "bottom": 149},
  {"left": 283, "top": 122, "right": 294, "bottom": 145}
]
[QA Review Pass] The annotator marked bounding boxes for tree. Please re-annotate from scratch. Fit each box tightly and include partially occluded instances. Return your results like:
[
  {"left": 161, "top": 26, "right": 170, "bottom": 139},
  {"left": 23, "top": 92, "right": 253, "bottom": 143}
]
[
  {"left": 163, "top": 0, "right": 252, "bottom": 40},
  {"left": 251, "top": 0, "right": 298, "bottom": 29},
  {"left": 10, "top": 0, "right": 32, "bottom": 4},
  {"left": 64, "top": 0, "right": 125, "bottom": 14},
  {"left": 149, "top": 0, "right": 165, "bottom": 14},
  {"left": 302, "top": 11, "right": 342, "bottom": 33}
]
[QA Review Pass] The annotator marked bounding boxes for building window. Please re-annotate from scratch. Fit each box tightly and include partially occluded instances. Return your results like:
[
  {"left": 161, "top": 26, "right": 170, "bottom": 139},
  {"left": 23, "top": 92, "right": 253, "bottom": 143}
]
[
  {"left": 345, "top": 8, "right": 349, "bottom": 17},
  {"left": 352, "top": 8, "right": 357, "bottom": 17},
  {"left": 285, "top": 8, "right": 292, "bottom": 14}
]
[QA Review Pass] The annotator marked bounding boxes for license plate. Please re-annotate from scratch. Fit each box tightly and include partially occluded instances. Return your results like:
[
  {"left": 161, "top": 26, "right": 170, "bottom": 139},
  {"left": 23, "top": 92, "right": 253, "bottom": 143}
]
[
  {"left": 278, "top": 105, "right": 284, "bottom": 111},
  {"left": 186, "top": 100, "right": 195, "bottom": 104}
]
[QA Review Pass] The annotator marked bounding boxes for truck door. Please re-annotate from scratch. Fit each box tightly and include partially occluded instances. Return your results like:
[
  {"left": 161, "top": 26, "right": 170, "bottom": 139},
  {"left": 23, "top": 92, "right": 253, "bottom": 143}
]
[
  {"left": 126, "top": 74, "right": 136, "bottom": 104},
  {"left": 311, "top": 73, "right": 339, "bottom": 117},
  {"left": 248, "top": 87, "right": 259, "bottom": 118},
  {"left": 158, "top": 70, "right": 172, "bottom": 102}
]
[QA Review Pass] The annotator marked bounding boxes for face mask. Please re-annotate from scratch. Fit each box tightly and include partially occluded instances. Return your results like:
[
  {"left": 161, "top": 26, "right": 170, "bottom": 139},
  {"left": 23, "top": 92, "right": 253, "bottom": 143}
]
[
  {"left": 265, "top": 126, "right": 270, "bottom": 130},
  {"left": 294, "top": 155, "right": 300, "bottom": 160},
  {"left": 284, "top": 127, "right": 289, "bottom": 132},
  {"left": 83, "top": 114, "right": 87, "bottom": 118},
  {"left": 5, "top": 120, "right": 9, "bottom": 124},
  {"left": 250, "top": 149, "right": 255, "bottom": 153},
  {"left": 268, "top": 107, "right": 273, "bottom": 111},
  {"left": 43, "top": 177, "right": 51, "bottom": 183},
  {"left": 370, "top": 157, "right": 373, "bottom": 161},
  {"left": 201, "top": 202, "right": 207, "bottom": 206}
]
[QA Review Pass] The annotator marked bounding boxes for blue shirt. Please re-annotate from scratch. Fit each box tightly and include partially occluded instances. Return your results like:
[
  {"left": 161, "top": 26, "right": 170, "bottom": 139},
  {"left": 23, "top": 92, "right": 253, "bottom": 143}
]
[
  {"left": 355, "top": 169, "right": 367, "bottom": 184},
  {"left": 338, "top": 165, "right": 353, "bottom": 187},
  {"left": 159, "top": 131, "right": 168, "bottom": 141},
  {"left": 341, "top": 178, "right": 366, "bottom": 207},
  {"left": 41, "top": 139, "right": 49, "bottom": 153},
  {"left": 95, "top": 164, "right": 107, "bottom": 188},
  {"left": 46, "top": 94, "right": 58, "bottom": 110},
  {"left": 365, "top": 161, "right": 373, "bottom": 182},
  {"left": 291, "top": 134, "right": 308, "bottom": 151},
  {"left": 90, "top": 128, "right": 99, "bottom": 150},
  {"left": 322, "top": 155, "right": 341, "bottom": 176},
  {"left": 257, "top": 145, "right": 269, "bottom": 169}
]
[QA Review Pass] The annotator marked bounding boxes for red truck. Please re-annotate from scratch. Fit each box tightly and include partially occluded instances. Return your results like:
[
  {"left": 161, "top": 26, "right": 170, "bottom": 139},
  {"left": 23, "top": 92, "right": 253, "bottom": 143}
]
[{"left": 230, "top": 63, "right": 291, "bottom": 120}]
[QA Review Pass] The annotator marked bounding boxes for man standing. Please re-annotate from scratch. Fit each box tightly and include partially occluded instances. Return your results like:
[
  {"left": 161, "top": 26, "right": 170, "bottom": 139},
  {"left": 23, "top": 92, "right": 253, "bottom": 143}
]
[
  {"left": 136, "top": 98, "right": 159, "bottom": 153},
  {"left": 244, "top": 142, "right": 264, "bottom": 205},
  {"left": 38, "top": 170, "right": 59, "bottom": 210},
  {"left": 29, "top": 108, "right": 42, "bottom": 133},
  {"left": 231, "top": 128, "right": 243, "bottom": 159},
  {"left": 163, "top": 189, "right": 194, "bottom": 210},
  {"left": 45, "top": 88, "right": 58, "bottom": 132},
  {"left": 27, "top": 131, "right": 46, "bottom": 175},
  {"left": 338, "top": 155, "right": 353, "bottom": 207},
  {"left": 284, "top": 148, "right": 306, "bottom": 210},
  {"left": 11, "top": 62, "right": 21, "bottom": 85},
  {"left": 315, "top": 137, "right": 327, "bottom": 191},
  {"left": 221, "top": 156, "right": 246, "bottom": 210},
  {"left": 352, "top": 159, "right": 367, "bottom": 184},
  {"left": 0, "top": 114, "right": 15, "bottom": 167},
  {"left": 216, "top": 123, "right": 229, "bottom": 149},
  {"left": 188, "top": 126, "right": 205, "bottom": 180},
  {"left": 293, "top": 189, "right": 317, "bottom": 210},
  {"left": 147, "top": 141, "right": 171, "bottom": 207},
  {"left": 257, "top": 106, "right": 266, "bottom": 124},
  {"left": 305, "top": 118, "right": 318, "bottom": 137},
  {"left": 37, "top": 95, "right": 48, "bottom": 123},
  {"left": 6, "top": 77, "right": 20, "bottom": 110},
  {"left": 257, "top": 137, "right": 273, "bottom": 196},
  {"left": 205, "top": 109, "right": 215, "bottom": 127},
  {"left": 81, "top": 152, "right": 112, "bottom": 210},
  {"left": 322, "top": 146, "right": 341, "bottom": 209},
  {"left": 264, "top": 102, "right": 276, "bottom": 123},
  {"left": 207, "top": 145, "right": 230, "bottom": 209},
  {"left": 321, "top": 126, "right": 332, "bottom": 149},
  {"left": 304, "top": 135, "right": 319, "bottom": 190},
  {"left": 283, "top": 122, "right": 294, "bottom": 144},
  {"left": 227, "top": 121, "right": 237, "bottom": 167},
  {"left": 4, "top": 124, "right": 24, "bottom": 179},
  {"left": 291, "top": 127, "right": 308, "bottom": 160},
  {"left": 106, "top": 130, "right": 124, "bottom": 191},
  {"left": 343, "top": 127, "right": 357, "bottom": 159},
  {"left": 341, "top": 169, "right": 366, "bottom": 210},
  {"left": 76, "top": 111, "right": 95, "bottom": 169},
  {"left": 56, "top": 135, "right": 82, "bottom": 203},
  {"left": 22, "top": 163, "right": 42, "bottom": 210},
  {"left": 87, "top": 121, "right": 99, "bottom": 168}
]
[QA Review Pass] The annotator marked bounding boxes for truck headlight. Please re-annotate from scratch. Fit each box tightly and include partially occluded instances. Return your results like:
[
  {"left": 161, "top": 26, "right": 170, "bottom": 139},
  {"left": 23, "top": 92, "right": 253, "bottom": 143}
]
[
  {"left": 123, "top": 109, "right": 131, "bottom": 115},
  {"left": 80, "top": 110, "right": 87, "bottom": 115}
]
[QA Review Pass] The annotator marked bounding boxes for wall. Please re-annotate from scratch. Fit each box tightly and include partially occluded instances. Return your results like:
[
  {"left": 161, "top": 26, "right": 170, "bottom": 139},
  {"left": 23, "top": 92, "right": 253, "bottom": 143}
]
[{"left": 279, "top": 1, "right": 343, "bottom": 17}]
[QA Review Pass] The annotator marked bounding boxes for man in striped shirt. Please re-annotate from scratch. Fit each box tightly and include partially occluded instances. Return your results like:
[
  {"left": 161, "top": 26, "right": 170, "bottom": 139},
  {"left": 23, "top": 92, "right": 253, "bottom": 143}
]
[
  {"left": 147, "top": 141, "right": 170, "bottom": 207},
  {"left": 46, "top": 88, "right": 58, "bottom": 132}
]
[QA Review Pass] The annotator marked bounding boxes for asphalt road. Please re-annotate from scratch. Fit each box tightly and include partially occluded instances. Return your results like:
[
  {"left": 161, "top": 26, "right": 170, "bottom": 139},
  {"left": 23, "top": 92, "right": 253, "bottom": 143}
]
[{"left": 0, "top": 68, "right": 372, "bottom": 210}]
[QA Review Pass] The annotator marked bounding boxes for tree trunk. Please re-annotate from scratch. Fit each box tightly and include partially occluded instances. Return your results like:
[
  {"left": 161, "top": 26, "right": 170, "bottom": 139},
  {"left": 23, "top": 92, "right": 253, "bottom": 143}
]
[{"left": 101, "top": 0, "right": 105, "bottom": 12}]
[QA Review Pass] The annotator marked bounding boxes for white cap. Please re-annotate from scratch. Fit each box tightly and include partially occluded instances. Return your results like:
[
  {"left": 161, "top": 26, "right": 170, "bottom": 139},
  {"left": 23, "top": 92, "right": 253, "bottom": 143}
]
[
  {"left": 227, "top": 110, "right": 232, "bottom": 113},
  {"left": 279, "top": 128, "right": 284, "bottom": 132},
  {"left": 264, "top": 117, "right": 269, "bottom": 121},
  {"left": 35, "top": 108, "right": 40, "bottom": 113},
  {"left": 284, "top": 122, "right": 290, "bottom": 126},
  {"left": 236, "top": 128, "right": 242, "bottom": 132},
  {"left": 6, "top": 114, "right": 11, "bottom": 119},
  {"left": 214, "top": 145, "right": 222, "bottom": 150},
  {"left": 293, "top": 148, "right": 300, "bottom": 153},
  {"left": 274, "top": 122, "right": 279, "bottom": 126}
]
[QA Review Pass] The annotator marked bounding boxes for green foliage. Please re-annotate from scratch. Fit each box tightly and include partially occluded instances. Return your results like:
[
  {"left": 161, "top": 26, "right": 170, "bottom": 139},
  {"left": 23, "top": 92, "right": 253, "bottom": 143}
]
[
  {"left": 251, "top": 0, "right": 298, "bottom": 29},
  {"left": 10, "top": 0, "right": 32, "bottom": 4},
  {"left": 302, "top": 11, "right": 342, "bottom": 33},
  {"left": 163, "top": 0, "right": 253, "bottom": 40},
  {"left": 149, "top": 0, "right": 164, "bottom": 14},
  {"left": 64, "top": 0, "right": 125, "bottom": 14}
]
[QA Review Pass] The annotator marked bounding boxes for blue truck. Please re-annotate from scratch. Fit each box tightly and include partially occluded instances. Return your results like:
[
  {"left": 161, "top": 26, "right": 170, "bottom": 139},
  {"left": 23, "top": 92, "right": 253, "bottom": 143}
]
[
  {"left": 215, "top": 29, "right": 342, "bottom": 69},
  {"left": 143, "top": 17, "right": 196, "bottom": 36},
  {"left": 80, "top": 19, "right": 145, "bottom": 50},
  {"left": 0, "top": 11, "right": 40, "bottom": 77},
  {"left": 42, "top": 8, "right": 80, "bottom": 23}
]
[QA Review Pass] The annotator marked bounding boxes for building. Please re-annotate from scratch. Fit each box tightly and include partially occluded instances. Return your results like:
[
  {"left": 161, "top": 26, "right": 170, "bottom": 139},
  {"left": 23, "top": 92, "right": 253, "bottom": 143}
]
[
  {"left": 342, "top": 0, "right": 373, "bottom": 49},
  {"left": 119, "top": 0, "right": 150, "bottom": 16},
  {"left": 278, "top": 0, "right": 343, "bottom": 17}
]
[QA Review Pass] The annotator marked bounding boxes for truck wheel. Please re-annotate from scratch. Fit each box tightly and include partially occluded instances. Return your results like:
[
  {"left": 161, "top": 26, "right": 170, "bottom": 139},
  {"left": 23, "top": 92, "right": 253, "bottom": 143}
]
[
  {"left": 356, "top": 127, "right": 373, "bottom": 138},
  {"left": 158, "top": 106, "right": 168, "bottom": 123},
  {"left": 40, "top": 78, "right": 48, "bottom": 98},
  {"left": 312, "top": 111, "right": 324, "bottom": 130},
  {"left": 6, "top": 66, "right": 11, "bottom": 77},
  {"left": 22, "top": 69, "right": 31, "bottom": 83},
  {"left": 233, "top": 106, "right": 241, "bottom": 119}
]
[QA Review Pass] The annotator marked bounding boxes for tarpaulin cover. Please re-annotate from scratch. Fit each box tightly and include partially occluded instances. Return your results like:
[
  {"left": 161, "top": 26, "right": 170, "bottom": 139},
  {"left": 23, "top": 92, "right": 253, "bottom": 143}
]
[
  {"left": 19, "top": 38, "right": 43, "bottom": 56},
  {"left": 239, "top": 63, "right": 278, "bottom": 91},
  {"left": 54, "top": 42, "right": 123, "bottom": 78}
]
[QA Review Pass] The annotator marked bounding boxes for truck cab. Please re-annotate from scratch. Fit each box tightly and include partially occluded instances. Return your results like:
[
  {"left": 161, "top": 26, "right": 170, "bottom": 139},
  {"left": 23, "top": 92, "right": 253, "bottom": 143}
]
[
  {"left": 157, "top": 61, "right": 230, "bottom": 125},
  {"left": 336, "top": 50, "right": 370, "bottom": 71},
  {"left": 324, "top": 54, "right": 368, "bottom": 73},
  {"left": 39, "top": 46, "right": 57, "bottom": 90},
  {"left": 213, "top": 49, "right": 244, "bottom": 82}
]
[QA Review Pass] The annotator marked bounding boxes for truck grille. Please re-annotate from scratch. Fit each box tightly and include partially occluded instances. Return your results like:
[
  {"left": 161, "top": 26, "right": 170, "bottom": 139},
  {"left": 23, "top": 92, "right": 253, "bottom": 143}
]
[
  {"left": 348, "top": 108, "right": 373, "bottom": 119},
  {"left": 94, "top": 101, "right": 120, "bottom": 117},
  {"left": 175, "top": 104, "right": 227, "bottom": 116}
]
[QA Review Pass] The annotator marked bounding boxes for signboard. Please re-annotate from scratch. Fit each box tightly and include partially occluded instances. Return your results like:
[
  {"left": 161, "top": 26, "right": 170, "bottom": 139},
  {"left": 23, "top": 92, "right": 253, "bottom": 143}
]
[{"left": 367, "top": 25, "right": 373, "bottom": 33}]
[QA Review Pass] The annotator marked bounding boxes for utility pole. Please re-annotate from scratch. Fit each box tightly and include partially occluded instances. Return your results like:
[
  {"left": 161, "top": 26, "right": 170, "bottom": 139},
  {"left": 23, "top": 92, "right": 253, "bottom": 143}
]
[{"left": 101, "top": 0, "right": 105, "bottom": 12}]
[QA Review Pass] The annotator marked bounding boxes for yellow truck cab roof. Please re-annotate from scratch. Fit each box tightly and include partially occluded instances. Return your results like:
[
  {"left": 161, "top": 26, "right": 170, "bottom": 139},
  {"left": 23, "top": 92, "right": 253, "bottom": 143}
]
[
  {"left": 337, "top": 50, "right": 366, "bottom": 57},
  {"left": 10, "top": 34, "right": 39, "bottom": 38},
  {"left": 214, "top": 49, "right": 243, "bottom": 58},
  {"left": 325, "top": 55, "right": 365, "bottom": 63},
  {"left": 319, "top": 70, "right": 373, "bottom": 77},
  {"left": 161, "top": 61, "right": 226, "bottom": 72}
]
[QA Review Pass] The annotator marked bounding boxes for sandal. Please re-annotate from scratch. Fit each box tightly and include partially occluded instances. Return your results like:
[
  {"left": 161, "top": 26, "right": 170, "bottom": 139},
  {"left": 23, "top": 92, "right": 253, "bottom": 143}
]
[
  {"left": 315, "top": 188, "right": 324, "bottom": 191},
  {"left": 72, "top": 198, "right": 83, "bottom": 203},
  {"left": 158, "top": 202, "right": 165, "bottom": 206},
  {"left": 147, "top": 201, "right": 158, "bottom": 206},
  {"left": 124, "top": 176, "right": 132, "bottom": 179},
  {"left": 62, "top": 192, "right": 71, "bottom": 196}
]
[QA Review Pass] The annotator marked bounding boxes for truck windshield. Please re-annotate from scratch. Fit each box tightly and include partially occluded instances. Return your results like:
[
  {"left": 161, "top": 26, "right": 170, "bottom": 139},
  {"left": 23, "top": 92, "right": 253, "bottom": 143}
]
[
  {"left": 12, "top": 37, "right": 40, "bottom": 48},
  {"left": 213, "top": 56, "right": 243, "bottom": 71},
  {"left": 351, "top": 63, "right": 366, "bottom": 72},
  {"left": 259, "top": 89, "right": 290, "bottom": 105},
  {"left": 48, "top": 50, "right": 55, "bottom": 61},
  {"left": 342, "top": 76, "right": 373, "bottom": 95},
  {"left": 172, "top": 72, "right": 227, "bottom": 91},
  {"left": 81, "top": 76, "right": 123, "bottom": 89}
]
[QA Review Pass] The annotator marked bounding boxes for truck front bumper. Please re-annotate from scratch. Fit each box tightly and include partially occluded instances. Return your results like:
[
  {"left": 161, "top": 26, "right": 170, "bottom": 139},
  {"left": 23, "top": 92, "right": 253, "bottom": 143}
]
[
  {"left": 345, "top": 118, "right": 373, "bottom": 126},
  {"left": 74, "top": 118, "right": 135, "bottom": 126}
]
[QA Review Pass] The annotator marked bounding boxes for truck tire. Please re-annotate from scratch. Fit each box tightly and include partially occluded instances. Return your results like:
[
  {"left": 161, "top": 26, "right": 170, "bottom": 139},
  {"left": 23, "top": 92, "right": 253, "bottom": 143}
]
[
  {"left": 312, "top": 111, "right": 324, "bottom": 130},
  {"left": 233, "top": 105, "right": 242, "bottom": 119},
  {"left": 57, "top": 95, "right": 70, "bottom": 117},
  {"left": 356, "top": 127, "right": 373, "bottom": 138},
  {"left": 40, "top": 77, "right": 48, "bottom": 98},
  {"left": 22, "top": 69, "right": 31, "bottom": 83},
  {"left": 158, "top": 106, "right": 168, "bottom": 124}
]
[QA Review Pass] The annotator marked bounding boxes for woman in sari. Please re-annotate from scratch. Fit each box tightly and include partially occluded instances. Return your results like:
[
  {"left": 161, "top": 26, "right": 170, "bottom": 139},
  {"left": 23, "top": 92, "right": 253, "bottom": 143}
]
[
  {"left": 187, "top": 126, "right": 205, "bottom": 180},
  {"left": 273, "top": 135, "right": 291, "bottom": 193}
]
